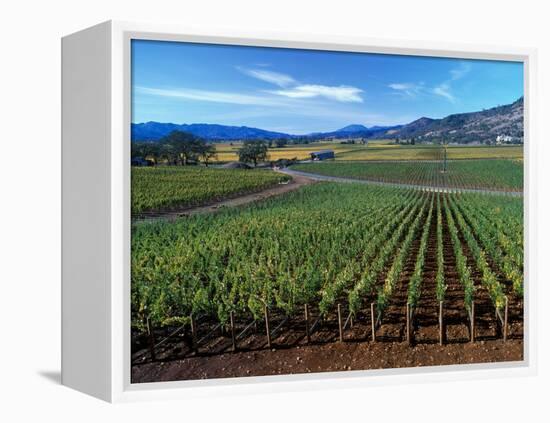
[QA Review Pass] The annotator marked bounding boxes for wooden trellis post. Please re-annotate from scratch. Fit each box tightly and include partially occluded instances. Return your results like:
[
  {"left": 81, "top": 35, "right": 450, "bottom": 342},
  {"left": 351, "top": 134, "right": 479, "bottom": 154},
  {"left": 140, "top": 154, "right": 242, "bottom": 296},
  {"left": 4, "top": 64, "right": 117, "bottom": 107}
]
[
  {"left": 146, "top": 316, "right": 156, "bottom": 362},
  {"left": 504, "top": 296, "right": 509, "bottom": 342},
  {"left": 229, "top": 311, "right": 236, "bottom": 352},
  {"left": 264, "top": 305, "right": 272, "bottom": 348},
  {"left": 304, "top": 304, "right": 311, "bottom": 343},
  {"left": 190, "top": 313, "right": 197, "bottom": 352},
  {"left": 371, "top": 303, "right": 376, "bottom": 342},
  {"left": 439, "top": 301, "right": 444, "bottom": 346},
  {"left": 470, "top": 303, "right": 475, "bottom": 343},
  {"left": 406, "top": 303, "right": 411, "bottom": 345},
  {"left": 337, "top": 304, "right": 343, "bottom": 342}
]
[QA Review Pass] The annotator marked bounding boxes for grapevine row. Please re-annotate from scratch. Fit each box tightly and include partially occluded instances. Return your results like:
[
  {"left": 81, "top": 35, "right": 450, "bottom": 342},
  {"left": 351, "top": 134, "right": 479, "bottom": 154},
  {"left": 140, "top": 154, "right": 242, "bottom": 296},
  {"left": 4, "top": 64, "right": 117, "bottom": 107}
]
[
  {"left": 435, "top": 195, "right": 446, "bottom": 302},
  {"left": 376, "top": 194, "right": 431, "bottom": 316},
  {"left": 407, "top": 193, "right": 435, "bottom": 308},
  {"left": 347, "top": 192, "right": 428, "bottom": 316},
  {"left": 318, "top": 190, "right": 418, "bottom": 315},
  {"left": 443, "top": 195, "right": 475, "bottom": 312},
  {"left": 447, "top": 196, "right": 507, "bottom": 310},
  {"left": 451, "top": 195, "right": 523, "bottom": 296}
]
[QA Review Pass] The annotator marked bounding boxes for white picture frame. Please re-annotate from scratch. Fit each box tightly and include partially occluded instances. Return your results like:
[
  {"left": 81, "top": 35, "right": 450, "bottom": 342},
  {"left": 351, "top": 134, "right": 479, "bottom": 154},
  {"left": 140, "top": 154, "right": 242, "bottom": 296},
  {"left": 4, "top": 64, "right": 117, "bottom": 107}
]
[{"left": 61, "top": 20, "right": 538, "bottom": 403}]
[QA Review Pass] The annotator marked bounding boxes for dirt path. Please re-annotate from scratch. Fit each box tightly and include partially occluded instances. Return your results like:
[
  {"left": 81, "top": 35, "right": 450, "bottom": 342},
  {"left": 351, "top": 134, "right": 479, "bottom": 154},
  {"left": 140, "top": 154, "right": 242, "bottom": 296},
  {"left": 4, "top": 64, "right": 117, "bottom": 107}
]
[{"left": 133, "top": 172, "right": 316, "bottom": 223}]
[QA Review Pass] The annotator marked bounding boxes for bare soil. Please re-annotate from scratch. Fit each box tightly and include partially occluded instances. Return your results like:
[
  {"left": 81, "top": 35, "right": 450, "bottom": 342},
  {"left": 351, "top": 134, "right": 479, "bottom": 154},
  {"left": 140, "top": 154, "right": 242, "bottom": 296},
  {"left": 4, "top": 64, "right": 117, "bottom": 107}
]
[{"left": 132, "top": 330, "right": 523, "bottom": 383}]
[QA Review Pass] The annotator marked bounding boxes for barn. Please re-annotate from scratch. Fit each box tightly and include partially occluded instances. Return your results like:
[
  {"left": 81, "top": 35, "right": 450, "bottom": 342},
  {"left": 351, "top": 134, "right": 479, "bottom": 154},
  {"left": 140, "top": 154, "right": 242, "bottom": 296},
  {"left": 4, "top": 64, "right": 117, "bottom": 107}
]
[{"left": 310, "top": 150, "right": 335, "bottom": 160}]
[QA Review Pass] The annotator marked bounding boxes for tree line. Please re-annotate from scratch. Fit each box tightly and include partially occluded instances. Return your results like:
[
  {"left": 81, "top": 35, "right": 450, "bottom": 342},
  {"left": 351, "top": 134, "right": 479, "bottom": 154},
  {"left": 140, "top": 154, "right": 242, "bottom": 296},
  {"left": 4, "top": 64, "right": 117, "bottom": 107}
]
[{"left": 131, "top": 130, "right": 273, "bottom": 167}]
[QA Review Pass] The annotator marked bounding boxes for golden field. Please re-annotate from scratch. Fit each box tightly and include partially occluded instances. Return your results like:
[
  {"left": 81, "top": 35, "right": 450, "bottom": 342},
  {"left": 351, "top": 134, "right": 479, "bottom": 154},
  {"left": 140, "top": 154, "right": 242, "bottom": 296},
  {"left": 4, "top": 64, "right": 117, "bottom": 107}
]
[
  {"left": 211, "top": 141, "right": 523, "bottom": 162},
  {"left": 213, "top": 142, "right": 364, "bottom": 161}
]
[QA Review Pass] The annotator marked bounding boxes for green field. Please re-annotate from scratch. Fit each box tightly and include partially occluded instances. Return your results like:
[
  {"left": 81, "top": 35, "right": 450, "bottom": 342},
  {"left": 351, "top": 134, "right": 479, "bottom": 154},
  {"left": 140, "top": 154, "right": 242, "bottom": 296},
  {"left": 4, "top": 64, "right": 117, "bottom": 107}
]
[
  {"left": 131, "top": 166, "right": 289, "bottom": 214},
  {"left": 292, "top": 159, "right": 523, "bottom": 191},
  {"left": 131, "top": 182, "right": 523, "bottom": 331}
]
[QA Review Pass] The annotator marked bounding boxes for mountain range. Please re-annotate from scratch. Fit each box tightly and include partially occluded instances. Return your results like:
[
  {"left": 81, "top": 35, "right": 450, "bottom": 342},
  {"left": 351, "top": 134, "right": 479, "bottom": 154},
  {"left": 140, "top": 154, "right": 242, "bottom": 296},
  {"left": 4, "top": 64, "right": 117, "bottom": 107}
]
[
  {"left": 131, "top": 97, "right": 523, "bottom": 143},
  {"left": 131, "top": 122, "right": 292, "bottom": 141},
  {"left": 131, "top": 121, "right": 397, "bottom": 141},
  {"left": 385, "top": 97, "right": 523, "bottom": 143}
]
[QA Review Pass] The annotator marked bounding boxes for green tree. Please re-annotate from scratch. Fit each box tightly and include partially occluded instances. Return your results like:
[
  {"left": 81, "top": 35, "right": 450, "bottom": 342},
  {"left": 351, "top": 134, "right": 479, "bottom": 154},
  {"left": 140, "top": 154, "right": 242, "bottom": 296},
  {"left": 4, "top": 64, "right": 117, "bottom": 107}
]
[
  {"left": 131, "top": 141, "right": 160, "bottom": 164},
  {"left": 160, "top": 130, "right": 206, "bottom": 165},
  {"left": 198, "top": 143, "right": 218, "bottom": 167},
  {"left": 275, "top": 138, "right": 288, "bottom": 148},
  {"left": 238, "top": 140, "right": 268, "bottom": 167}
]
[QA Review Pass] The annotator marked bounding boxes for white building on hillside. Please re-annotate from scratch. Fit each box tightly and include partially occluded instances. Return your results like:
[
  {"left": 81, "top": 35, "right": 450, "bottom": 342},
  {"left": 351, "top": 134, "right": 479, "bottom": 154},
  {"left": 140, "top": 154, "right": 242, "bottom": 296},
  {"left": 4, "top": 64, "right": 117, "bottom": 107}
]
[{"left": 496, "top": 134, "right": 514, "bottom": 144}]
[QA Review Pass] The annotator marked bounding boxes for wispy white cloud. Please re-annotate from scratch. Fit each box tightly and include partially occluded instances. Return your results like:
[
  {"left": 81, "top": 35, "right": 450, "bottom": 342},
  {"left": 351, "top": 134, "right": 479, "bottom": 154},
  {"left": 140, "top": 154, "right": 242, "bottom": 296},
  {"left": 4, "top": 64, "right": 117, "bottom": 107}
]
[
  {"left": 388, "top": 62, "right": 471, "bottom": 104},
  {"left": 136, "top": 86, "right": 286, "bottom": 106},
  {"left": 432, "top": 83, "right": 455, "bottom": 103},
  {"left": 450, "top": 61, "right": 472, "bottom": 81},
  {"left": 270, "top": 84, "right": 363, "bottom": 103},
  {"left": 388, "top": 83, "right": 414, "bottom": 91},
  {"left": 238, "top": 67, "right": 364, "bottom": 102},
  {"left": 433, "top": 62, "right": 471, "bottom": 103},
  {"left": 137, "top": 84, "right": 364, "bottom": 106},
  {"left": 237, "top": 68, "right": 296, "bottom": 87},
  {"left": 388, "top": 82, "right": 424, "bottom": 97}
]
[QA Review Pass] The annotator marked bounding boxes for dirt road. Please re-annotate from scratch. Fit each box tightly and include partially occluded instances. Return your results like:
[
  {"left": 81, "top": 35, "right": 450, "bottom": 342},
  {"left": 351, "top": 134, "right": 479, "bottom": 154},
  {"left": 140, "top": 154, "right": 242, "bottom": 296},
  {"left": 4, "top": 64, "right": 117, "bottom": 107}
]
[{"left": 134, "top": 172, "right": 316, "bottom": 223}]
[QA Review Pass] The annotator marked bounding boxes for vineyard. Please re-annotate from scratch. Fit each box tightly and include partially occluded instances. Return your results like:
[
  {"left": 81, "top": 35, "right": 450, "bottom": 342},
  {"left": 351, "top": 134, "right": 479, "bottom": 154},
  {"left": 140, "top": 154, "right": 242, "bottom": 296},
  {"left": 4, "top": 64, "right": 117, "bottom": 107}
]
[
  {"left": 131, "top": 181, "right": 524, "bottom": 367},
  {"left": 292, "top": 159, "right": 523, "bottom": 192},
  {"left": 131, "top": 166, "right": 290, "bottom": 215}
]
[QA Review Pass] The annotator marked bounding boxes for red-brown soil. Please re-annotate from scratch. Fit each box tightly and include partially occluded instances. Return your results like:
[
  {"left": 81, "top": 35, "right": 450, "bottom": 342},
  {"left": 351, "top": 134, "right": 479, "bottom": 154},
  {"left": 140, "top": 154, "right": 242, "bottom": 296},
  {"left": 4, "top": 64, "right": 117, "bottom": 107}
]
[{"left": 132, "top": 330, "right": 523, "bottom": 383}]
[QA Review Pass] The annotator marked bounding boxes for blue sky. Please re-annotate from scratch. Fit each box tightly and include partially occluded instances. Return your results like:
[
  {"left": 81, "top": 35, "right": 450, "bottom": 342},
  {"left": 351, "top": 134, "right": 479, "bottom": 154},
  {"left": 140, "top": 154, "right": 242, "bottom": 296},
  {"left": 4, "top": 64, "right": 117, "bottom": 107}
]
[{"left": 131, "top": 39, "right": 523, "bottom": 134}]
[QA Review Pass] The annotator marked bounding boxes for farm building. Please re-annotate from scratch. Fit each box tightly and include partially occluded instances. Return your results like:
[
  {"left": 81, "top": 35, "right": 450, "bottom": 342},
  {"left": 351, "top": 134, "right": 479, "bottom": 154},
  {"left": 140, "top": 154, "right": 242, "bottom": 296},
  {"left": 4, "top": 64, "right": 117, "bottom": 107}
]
[
  {"left": 310, "top": 150, "right": 335, "bottom": 160},
  {"left": 496, "top": 134, "right": 514, "bottom": 145}
]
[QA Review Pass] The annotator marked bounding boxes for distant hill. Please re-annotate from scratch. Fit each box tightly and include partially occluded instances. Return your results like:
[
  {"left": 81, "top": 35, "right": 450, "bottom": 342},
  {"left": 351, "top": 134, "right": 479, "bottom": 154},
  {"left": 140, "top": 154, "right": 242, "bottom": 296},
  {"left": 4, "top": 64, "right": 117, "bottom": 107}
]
[
  {"left": 131, "top": 98, "right": 523, "bottom": 143},
  {"left": 309, "top": 124, "right": 401, "bottom": 140},
  {"left": 381, "top": 98, "right": 523, "bottom": 143},
  {"left": 337, "top": 124, "right": 370, "bottom": 132},
  {"left": 130, "top": 121, "right": 400, "bottom": 142},
  {"left": 131, "top": 122, "right": 291, "bottom": 141}
]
